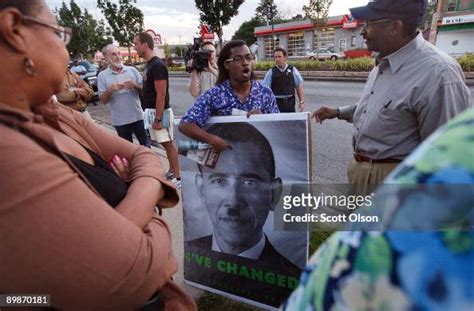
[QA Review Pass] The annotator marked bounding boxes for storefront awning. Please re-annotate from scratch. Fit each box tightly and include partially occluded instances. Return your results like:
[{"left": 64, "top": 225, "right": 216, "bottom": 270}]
[{"left": 254, "top": 15, "right": 362, "bottom": 36}]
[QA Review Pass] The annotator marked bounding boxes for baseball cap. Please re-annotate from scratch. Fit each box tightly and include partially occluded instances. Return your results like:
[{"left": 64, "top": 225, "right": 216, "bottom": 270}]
[{"left": 350, "top": 0, "right": 427, "bottom": 24}]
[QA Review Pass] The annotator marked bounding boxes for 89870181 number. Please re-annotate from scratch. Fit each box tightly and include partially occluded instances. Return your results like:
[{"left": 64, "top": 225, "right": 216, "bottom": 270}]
[{"left": 0, "top": 294, "right": 50, "bottom": 307}]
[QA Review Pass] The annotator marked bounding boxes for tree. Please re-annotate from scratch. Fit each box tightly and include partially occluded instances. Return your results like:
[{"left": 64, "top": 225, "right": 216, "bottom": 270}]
[
  {"left": 195, "top": 0, "right": 244, "bottom": 48},
  {"left": 255, "top": 0, "right": 281, "bottom": 50},
  {"left": 93, "top": 19, "right": 114, "bottom": 54},
  {"left": 97, "top": 0, "right": 144, "bottom": 62},
  {"left": 423, "top": 0, "right": 439, "bottom": 30},
  {"left": 174, "top": 46, "right": 187, "bottom": 58},
  {"left": 163, "top": 43, "right": 171, "bottom": 58},
  {"left": 255, "top": 0, "right": 280, "bottom": 24},
  {"left": 303, "top": 0, "right": 333, "bottom": 58},
  {"left": 57, "top": 0, "right": 113, "bottom": 59},
  {"left": 231, "top": 17, "right": 265, "bottom": 46}
]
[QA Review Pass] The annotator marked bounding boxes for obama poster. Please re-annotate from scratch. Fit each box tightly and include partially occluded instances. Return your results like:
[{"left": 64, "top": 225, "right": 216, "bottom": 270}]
[{"left": 177, "top": 113, "right": 311, "bottom": 309}]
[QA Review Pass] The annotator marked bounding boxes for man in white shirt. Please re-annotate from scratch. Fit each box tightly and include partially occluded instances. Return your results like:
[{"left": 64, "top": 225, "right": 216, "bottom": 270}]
[
  {"left": 98, "top": 44, "right": 148, "bottom": 146},
  {"left": 313, "top": 0, "right": 470, "bottom": 193},
  {"left": 70, "top": 60, "right": 87, "bottom": 76}
]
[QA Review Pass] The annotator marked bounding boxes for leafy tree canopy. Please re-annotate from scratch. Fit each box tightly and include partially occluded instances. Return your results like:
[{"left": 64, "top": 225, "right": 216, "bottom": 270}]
[
  {"left": 423, "top": 0, "right": 439, "bottom": 30},
  {"left": 303, "top": 0, "right": 333, "bottom": 28},
  {"left": 97, "top": 0, "right": 144, "bottom": 57},
  {"left": 57, "top": 0, "right": 113, "bottom": 59},
  {"left": 195, "top": 0, "right": 244, "bottom": 48},
  {"left": 231, "top": 17, "right": 265, "bottom": 46},
  {"left": 255, "top": 0, "right": 280, "bottom": 24}
]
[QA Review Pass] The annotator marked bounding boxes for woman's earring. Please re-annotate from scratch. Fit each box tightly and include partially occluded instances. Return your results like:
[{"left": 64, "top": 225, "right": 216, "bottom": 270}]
[{"left": 23, "top": 57, "right": 37, "bottom": 77}]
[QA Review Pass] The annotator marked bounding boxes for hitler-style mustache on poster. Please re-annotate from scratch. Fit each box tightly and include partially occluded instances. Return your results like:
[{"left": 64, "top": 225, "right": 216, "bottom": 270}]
[{"left": 175, "top": 113, "right": 311, "bottom": 309}]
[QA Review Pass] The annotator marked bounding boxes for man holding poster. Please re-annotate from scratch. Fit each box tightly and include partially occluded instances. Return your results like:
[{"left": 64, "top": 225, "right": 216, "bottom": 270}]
[{"left": 179, "top": 40, "right": 279, "bottom": 152}]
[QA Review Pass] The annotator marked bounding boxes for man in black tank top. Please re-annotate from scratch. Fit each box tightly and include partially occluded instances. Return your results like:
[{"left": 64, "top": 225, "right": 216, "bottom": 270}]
[
  {"left": 134, "top": 32, "right": 181, "bottom": 188},
  {"left": 263, "top": 48, "right": 305, "bottom": 113}
]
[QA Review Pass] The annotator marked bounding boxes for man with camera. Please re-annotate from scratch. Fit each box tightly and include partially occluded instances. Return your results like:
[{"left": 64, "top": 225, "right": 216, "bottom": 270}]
[{"left": 188, "top": 41, "right": 218, "bottom": 98}]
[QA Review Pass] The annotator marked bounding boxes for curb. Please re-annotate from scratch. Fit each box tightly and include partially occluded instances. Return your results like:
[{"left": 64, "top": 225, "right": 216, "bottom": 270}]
[{"left": 169, "top": 71, "right": 474, "bottom": 85}]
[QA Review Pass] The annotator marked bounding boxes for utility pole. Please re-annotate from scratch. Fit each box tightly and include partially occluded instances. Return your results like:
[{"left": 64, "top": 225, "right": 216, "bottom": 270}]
[
  {"left": 271, "top": 13, "right": 275, "bottom": 51},
  {"left": 264, "top": 5, "right": 276, "bottom": 53},
  {"left": 429, "top": 0, "right": 446, "bottom": 45}
]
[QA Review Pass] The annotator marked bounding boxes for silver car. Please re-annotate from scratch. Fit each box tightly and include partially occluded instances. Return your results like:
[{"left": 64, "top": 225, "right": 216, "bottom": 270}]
[{"left": 307, "top": 48, "right": 345, "bottom": 61}]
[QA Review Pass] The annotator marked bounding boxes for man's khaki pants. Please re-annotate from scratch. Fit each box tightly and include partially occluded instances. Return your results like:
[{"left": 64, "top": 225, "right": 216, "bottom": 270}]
[{"left": 347, "top": 158, "right": 399, "bottom": 195}]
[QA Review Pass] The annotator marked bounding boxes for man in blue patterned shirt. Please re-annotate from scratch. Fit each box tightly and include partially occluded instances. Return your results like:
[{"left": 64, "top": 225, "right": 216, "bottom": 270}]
[{"left": 179, "top": 40, "right": 279, "bottom": 151}]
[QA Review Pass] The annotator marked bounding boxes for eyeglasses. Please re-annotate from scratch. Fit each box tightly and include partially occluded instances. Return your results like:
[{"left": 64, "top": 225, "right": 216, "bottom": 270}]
[
  {"left": 362, "top": 19, "right": 392, "bottom": 29},
  {"left": 22, "top": 15, "right": 72, "bottom": 45},
  {"left": 225, "top": 54, "right": 255, "bottom": 63}
]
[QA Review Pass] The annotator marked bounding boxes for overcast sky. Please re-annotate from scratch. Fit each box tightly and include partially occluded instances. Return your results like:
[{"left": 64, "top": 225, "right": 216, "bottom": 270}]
[{"left": 45, "top": 0, "right": 369, "bottom": 45}]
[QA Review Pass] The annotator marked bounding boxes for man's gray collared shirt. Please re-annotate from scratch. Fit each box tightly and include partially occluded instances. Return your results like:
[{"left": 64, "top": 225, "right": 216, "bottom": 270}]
[
  {"left": 97, "top": 66, "right": 144, "bottom": 126},
  {"left": 339, "top": 33, "right": 471, "bottom": 160}
]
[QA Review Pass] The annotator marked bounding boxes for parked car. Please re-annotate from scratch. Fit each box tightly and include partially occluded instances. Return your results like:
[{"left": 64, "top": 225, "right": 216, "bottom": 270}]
[
  {"left": 69, "top": 60, "right": 98, "bottom": 102},
  {"left": 307, "top": 48, "right": 345, "bottom": 61}
]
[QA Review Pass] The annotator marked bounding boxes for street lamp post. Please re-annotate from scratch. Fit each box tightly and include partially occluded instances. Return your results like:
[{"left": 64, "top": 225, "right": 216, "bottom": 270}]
[
  {"left": 271, "top": 17, "right": 275, "bottom": 51},
  {"left": 429, "top": 0, "right": 447, "bottom": 45},
  {"left": 265, "top": 5, "right": 276, "bottom": 54}
]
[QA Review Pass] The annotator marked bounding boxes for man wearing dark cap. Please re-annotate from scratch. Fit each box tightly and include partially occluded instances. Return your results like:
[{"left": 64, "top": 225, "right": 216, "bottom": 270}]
[{"left": 313, "top": 0, "right": 470, "bottom": 193}]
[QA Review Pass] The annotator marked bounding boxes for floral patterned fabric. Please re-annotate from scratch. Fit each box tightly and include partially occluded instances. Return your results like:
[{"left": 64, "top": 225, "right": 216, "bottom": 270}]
[
  {"left": 180, "top": 80, "right": 279, "bottom": 128},
  {"left": 283, "top": 107, "right": 474, "bottom": 311}
]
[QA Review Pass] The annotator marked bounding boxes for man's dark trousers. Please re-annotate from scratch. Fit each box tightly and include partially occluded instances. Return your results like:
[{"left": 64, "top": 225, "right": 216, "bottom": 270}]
[
  {"left": 114, "top": 119, "right": 149, "bottom": 147},
  {"left": 276, "top": 96, "right": 296, "bottom": 112}
]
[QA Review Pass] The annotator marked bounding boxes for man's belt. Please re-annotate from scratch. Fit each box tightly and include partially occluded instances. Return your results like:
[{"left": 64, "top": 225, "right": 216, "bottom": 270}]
[{"left": 353, "top": 153, "right": 402, "bottom": 164}]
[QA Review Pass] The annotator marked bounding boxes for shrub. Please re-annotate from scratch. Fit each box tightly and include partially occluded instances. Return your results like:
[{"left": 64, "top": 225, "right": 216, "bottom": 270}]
[
  {"left": 289, "top": 60, "right": 321, "bottom": 70},
  {"left": 252, "top": 58, "right": 374, "bottom": 72},
  {"left": 458, "top": 53, "right": 474, "bottom": 72},
  {"left": 254, "top": 61, "right": 274, "bottom": 71}
]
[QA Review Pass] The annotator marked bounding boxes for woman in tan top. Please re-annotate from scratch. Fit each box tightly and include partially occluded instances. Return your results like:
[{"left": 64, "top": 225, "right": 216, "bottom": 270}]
[{"left": 0, "top": 1, "right": 195, "bottom": 310}]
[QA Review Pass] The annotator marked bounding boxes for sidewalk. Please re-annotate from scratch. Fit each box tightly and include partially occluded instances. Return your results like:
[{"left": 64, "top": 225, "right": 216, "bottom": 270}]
[
  {"left": 170, "top": 70, "right": 474, "bottom": 85},
  {"left": 87, "top": 104, "right": 203, "bottom": 300}
]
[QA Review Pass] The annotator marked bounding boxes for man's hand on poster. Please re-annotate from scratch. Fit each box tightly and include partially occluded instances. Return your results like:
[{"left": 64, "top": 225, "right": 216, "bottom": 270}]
[
  {"left": 152, "top": 119, "right": 162, "bottom": 130},
  {"left": 209, "top": 134, "right": 230, "bottom": 152},
  {"left": 110, "top": 155, "right": 130, "bottom": 180},
  {"left": 246, "top": 109, "right": 262, "bottom": 118},
  {"left": 312, "top": 106, "right": 339, "bottom": 123}
]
